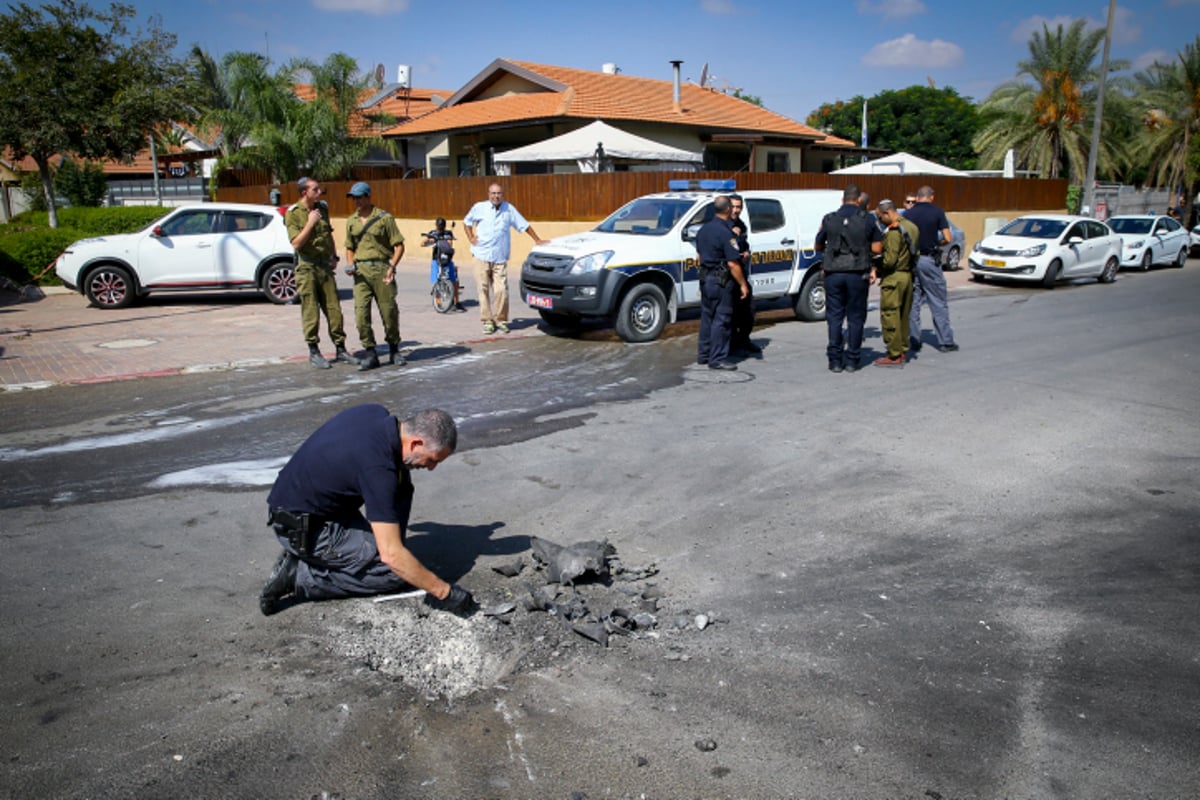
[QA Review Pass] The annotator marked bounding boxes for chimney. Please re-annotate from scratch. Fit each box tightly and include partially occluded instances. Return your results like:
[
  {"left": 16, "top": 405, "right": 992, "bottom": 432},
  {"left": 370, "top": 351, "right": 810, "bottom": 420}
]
[
  {"left": 670, "top": 60, "right": 683, "bottom": 112},
  {"left": 602, "top": 62, "right": 619, "bottom": 75}
]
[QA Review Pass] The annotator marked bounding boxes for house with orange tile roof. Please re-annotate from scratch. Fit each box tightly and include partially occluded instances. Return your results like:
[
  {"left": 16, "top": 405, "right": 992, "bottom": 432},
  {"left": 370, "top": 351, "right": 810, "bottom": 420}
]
[{"left": 383, "top": 59, "right": 858, "bottom": 178}]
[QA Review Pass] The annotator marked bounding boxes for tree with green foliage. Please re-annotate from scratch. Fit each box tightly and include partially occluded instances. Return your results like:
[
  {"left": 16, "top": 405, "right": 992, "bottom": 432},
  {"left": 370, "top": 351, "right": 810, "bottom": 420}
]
[
  {"left": 1133, "top": 35, "right": 1200, "bottom": 225},
  {"left": 56, "top": 160, "right": 109, "bottom": 207},
  {"left": 974, "top": 19, "right": 1130, "bottom": 181},
  {"left": 806, "top": 86, "right": 981, "bottom": 170},
  {"left": 0, "top": 1, "right": 188, "bottom": 227},
  {"left": 189, "top": 49, "right": 395, "bottom": 186}
]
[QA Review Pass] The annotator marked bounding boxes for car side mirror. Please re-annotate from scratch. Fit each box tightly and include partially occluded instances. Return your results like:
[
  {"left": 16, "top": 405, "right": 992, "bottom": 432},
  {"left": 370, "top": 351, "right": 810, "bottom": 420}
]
[
  {"left": 152, "top": 225, "right": 165, "bottom": 237},
  {"left": 683, "top": 224, "right": 701, "bottom": 242},
  {"left": 1067, "top": 236, "right": 1084, "bottom": 245}
]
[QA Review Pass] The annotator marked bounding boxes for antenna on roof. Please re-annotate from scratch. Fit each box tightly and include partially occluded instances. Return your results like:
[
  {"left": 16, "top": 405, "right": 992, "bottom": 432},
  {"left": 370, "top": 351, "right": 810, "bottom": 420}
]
[{"left": 699, "top": 63, "right": 709, "bottom": 88}]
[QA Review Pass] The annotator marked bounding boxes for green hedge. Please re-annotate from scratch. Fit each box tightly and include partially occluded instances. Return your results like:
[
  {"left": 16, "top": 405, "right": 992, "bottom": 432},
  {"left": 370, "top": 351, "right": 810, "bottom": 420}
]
[
  {"left": 0, "top": 206, "right": 170, "bottom": 286},
  {"left": 9, "top": 206, "right": 168, "bottom": 235}
]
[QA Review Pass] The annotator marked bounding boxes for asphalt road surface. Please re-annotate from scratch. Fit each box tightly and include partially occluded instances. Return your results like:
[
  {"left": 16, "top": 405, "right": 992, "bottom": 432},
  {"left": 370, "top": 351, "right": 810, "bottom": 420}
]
[{"left": 2, "top": 266, "right": 1198, "bottom": 799}]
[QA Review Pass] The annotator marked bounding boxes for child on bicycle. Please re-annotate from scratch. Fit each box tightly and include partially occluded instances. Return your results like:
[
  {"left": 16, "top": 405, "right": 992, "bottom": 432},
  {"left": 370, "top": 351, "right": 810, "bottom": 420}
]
[{"left": 422, "top": 217, "right": 464, "bottom": 312}]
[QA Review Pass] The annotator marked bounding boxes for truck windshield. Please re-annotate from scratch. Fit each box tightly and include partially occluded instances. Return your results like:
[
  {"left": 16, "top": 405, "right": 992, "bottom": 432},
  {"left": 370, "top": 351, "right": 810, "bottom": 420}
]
[{"left": 594, "top": 198, "right": 696, "bottom": 236}]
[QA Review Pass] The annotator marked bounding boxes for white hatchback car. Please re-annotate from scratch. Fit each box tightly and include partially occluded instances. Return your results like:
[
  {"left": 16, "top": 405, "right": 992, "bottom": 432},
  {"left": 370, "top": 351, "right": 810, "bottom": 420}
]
[
  {"left": 56, "top": 203, "right": 298, "bottom": 309},
  {"left": 968, "top": 214, "right": 1121, "bottom": 288},
  {"left": 1106, "top": 214, "right": 1190, "bottom": 270}
]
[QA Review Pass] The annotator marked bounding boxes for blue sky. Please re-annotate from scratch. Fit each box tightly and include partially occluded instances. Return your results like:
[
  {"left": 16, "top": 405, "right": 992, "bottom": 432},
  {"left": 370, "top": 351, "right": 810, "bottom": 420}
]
[{"left": 144, "top": 0, "right": 1200, "bottom": 125}]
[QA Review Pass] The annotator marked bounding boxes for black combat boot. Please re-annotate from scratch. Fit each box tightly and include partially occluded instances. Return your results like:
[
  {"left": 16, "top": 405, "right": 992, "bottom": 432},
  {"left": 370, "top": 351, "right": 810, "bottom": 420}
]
[
  {"left": 357, "top": 348, "right": 381, "bottom": 371},
  {"left": 387, "top": 344, "right": 406, "bottom": 367},
  {"left": 334, "top": 345, "right": 356, "bottom": 365},
  {"left": 259, "top": 550, "right": 299, "bottom": 616},
  {"left": 308, "top": 344, "right": 331, "bottom": 369}
]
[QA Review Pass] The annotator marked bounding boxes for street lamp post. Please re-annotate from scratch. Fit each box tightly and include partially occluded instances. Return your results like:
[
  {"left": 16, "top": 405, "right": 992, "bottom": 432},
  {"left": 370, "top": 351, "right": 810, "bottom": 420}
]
[{"left": 1082, "top": 0, "right": 1116, "bottom": 216}]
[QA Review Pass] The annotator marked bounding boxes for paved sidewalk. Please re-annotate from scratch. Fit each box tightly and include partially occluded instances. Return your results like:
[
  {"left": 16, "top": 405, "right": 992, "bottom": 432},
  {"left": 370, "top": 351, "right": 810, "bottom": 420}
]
[
  {"left": 0, "top": 259, "right": 546, "bottom": 390},
  {"left": 0, "top": 259, "right": 977, "bottom": 390}
]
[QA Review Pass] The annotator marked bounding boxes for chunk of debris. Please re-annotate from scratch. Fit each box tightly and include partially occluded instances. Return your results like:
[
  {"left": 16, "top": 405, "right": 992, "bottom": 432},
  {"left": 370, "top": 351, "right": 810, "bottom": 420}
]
[
  {"left": 491, "top": 559, "right": 523, "bottom": 578},
  {"left": 572, "top": 621, "right": 609, "bottom": 647},
  {"left": 530, "top": 536, "right": 614, "bottom": 585},
  {"left": 694, "top": 738, "right": 718, "bottom": 752},
  {"left": 481, "top": 601, "right": 517, "bottom": 619}
]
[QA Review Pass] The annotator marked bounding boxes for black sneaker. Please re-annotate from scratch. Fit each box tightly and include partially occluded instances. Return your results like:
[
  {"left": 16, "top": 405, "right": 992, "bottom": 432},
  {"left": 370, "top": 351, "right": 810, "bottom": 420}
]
[
  {"left": 708, "top": 362, "right": 738, "bottom": 371},
  {"left": 259, "top": 551, "right": 299, "bottom": 616},
  {"left": 908, "top": 337, "right": 923, "bottom": 352},
  {"left": 843, "top": 362, "right": 859, "bottom": 373},
  {"left": 829, "top": 362, "right": 844, "bottom": 373},
  {"left": 936, "top": 343, "right": 959, "bottom": 352}
]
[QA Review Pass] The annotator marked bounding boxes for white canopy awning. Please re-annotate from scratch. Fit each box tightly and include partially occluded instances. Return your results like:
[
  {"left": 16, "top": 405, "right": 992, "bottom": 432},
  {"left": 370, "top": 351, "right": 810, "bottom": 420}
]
[
  {"left": 493, "top": 120, "right": 703, "bottom": 174},
  {"left": 832, "top": 151, "right": 968, "bottom": 177}
]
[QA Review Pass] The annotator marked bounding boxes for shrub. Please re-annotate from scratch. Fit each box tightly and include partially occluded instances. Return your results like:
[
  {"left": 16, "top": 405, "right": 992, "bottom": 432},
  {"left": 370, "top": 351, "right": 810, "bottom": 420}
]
[
  {"left": 0, "top": 227, "right": 83, "bottom": 286},
  {"left": 9, "top": 206, "right": 169, "bottom": 235},
  {"left": 56, "top": 160, "right": 109, "bottom": 207}
]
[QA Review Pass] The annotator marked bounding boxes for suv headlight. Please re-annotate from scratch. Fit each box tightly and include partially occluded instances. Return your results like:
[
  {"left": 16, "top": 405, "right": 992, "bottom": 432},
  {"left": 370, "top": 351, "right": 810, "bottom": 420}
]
[
  {"left": 568, "top": 250, "right": 615, "bottom": 275},
  {"left": 1017, "top": 243, "right": 1046, "bottom": 257}
]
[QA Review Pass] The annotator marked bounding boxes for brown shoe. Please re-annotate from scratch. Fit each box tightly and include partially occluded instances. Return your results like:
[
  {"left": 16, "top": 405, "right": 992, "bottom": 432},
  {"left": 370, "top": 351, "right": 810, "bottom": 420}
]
[{"left": 873, "top": 354, "right": 906, "bottom": 368}]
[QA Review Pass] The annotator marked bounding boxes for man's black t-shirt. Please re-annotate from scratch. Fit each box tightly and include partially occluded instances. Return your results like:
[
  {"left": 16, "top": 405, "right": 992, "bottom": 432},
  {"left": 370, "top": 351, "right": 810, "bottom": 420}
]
[
  {"left": 902, "top": 202, "right": 951, "bottom": 252},
  {"left": 268, "top": 404, "right": 413, "bottom": 526}
]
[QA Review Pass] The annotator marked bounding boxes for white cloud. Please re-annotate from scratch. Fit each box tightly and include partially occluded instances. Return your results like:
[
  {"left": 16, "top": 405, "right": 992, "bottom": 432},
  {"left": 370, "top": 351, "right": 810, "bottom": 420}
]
[
  {"left": 701, "top": 0, "right": 738, "bottom": 13},
  {"left": 311, "top": 0, "right": 410, "bottom": 14},
  {"left": 1132, "top": 49, "right": 1173, "bottom": 72},
  {"left": 856, "top": 0, "right": 927, "bottom": 19},
  {"left": 1009, "top": 6, "right": 1140, "bottom": 47},
  {"left": 862, "top": 34, "right": 964, "bottom": 68}
]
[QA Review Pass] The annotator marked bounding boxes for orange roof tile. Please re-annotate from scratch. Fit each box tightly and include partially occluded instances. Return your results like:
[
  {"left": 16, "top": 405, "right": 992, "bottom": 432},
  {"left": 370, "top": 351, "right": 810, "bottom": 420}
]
[
  {"left": 293, "top": 83, "right": 451, "bottom": 137},
  {"left": 387, "top": 59, "right": 854, "bottom": 147}
]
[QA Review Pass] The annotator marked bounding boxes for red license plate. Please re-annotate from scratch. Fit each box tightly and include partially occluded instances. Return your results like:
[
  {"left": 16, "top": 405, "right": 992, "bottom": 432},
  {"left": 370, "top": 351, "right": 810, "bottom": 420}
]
[{"left": 526, "top": 293, "right": 553, "bottom": 309}]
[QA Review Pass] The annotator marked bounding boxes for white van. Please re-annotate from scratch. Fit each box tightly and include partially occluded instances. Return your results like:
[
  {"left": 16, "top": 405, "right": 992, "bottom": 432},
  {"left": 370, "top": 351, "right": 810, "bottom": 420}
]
[{"left": 519, "top": 181, "right": 842, "bottom": 342}]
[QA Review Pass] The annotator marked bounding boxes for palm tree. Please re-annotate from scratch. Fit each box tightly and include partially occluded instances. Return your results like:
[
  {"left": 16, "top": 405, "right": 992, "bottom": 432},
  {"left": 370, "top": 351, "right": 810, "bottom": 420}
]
[
  {"left": 974, "top": 19, "right": 1129, "bottom": 180},
  {"left": 1133, "top": 35, "right": 1200, "bottom": 224}
]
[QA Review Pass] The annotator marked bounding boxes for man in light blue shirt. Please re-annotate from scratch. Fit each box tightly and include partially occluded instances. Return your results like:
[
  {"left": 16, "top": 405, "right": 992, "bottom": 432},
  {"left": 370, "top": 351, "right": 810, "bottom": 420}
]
[{"left": 463, "top": 183, "right": 546, "bottom": 334}]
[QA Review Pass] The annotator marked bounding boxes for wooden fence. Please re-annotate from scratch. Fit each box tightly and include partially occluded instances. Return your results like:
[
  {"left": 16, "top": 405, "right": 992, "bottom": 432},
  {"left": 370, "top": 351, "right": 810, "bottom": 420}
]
[{"left": 216, "top": 171, "right": 1068, "bottom": 221}]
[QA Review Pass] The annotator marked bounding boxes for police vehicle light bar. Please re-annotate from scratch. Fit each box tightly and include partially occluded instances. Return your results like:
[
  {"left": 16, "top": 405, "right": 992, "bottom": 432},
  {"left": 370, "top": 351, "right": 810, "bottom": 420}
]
[{"left": 667, "top": 179, "right": 736, "bottom": 191}]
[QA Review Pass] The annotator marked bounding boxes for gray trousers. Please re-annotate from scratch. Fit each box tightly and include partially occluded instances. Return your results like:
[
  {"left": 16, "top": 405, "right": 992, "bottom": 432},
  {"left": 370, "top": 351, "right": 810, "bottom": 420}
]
[
  {"left": 910, "top": 254, "right": 955, "bottom": 347},
  {"left": 274, "top": 513, "right": 410, "bottom": 600}
]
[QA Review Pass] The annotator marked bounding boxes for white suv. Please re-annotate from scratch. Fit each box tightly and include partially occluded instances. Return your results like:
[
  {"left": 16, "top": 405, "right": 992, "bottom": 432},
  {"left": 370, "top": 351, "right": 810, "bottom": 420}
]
[{"left": 55, "top": 203, "right": 298, "bottom": 309}]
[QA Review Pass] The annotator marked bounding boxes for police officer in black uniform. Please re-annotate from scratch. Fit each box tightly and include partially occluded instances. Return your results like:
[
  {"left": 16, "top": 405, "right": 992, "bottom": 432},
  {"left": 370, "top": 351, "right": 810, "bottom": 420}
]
[
  {"left": 815, "top": 184, "right": 882, "bottom": 372},
  {"left": 695, "top": 195, "right": 750, "bottom": 371},
  {"left": 728, "top": 194, "right": 760, "bottom": 355}
]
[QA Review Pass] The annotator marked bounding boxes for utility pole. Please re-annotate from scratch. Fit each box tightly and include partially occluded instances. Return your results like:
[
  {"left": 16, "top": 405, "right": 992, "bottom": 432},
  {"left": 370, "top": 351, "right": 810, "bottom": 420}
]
[
  {"left": 149, "top": 129, "right": 163, "bottom": 206},
  {"left": 1082, "top": 0, "right": 1116, "bottom": 216}
]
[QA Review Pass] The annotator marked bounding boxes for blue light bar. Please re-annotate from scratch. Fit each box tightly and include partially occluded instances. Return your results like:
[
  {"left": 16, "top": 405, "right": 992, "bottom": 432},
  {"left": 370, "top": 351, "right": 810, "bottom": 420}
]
[{"left": 667, "top": 179, "right": 736, "bottom": 191}]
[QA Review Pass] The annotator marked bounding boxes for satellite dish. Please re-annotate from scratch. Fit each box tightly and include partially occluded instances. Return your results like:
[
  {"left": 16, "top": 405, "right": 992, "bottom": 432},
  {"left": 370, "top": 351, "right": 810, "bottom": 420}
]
[
  {"left": 699, "top": 63, "right": 709, "bottom": 87},
  {"left": 374, "top": 63, "right": 385, "bottom": 85}
]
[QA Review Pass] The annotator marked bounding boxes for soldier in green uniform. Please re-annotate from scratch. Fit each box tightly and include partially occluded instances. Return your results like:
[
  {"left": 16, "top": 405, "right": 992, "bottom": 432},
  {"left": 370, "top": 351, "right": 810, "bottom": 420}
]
[
  {"left": 286, "top": 177, "right": 354, "bottom": 369},
  {"left": 871, "top": 199, "right": 919, "bottom": 368},
  {"left": 344, "top": 182, "right": 405, "bottom": 370}
]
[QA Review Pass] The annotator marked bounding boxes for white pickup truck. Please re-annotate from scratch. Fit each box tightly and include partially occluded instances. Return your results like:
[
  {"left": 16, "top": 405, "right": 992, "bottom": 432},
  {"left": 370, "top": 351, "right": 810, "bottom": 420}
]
[{"left": 519, "top": 182, "right": 842, "bottom": 342}]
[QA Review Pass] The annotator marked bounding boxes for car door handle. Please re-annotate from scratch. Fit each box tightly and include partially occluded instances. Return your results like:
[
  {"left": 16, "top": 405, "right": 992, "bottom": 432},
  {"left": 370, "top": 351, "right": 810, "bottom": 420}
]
[
  {"left": 197, "top": 243, "right": 213, "bottom": 248},
  {"left": 780, "top": 238, "right": 795, "bottom": 246}
]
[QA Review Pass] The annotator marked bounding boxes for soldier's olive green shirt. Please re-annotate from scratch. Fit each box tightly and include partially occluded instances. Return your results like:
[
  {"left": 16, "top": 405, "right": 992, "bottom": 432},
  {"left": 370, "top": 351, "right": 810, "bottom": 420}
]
[
  {"left": 286, "top": 203, "right": 335, "bottom": 263},
  {"left": 881, "top": 217, "right": 920, "bottom": 272},
  {"left": 344, "top": 207, "right": 404, "bottom": 264}
]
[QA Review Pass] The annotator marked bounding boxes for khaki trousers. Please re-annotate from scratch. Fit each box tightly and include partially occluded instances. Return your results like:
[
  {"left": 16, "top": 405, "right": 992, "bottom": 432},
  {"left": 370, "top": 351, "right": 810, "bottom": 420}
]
[
  {"left": 475, "top": 260, "right": 509, "bottom": 324},
  {"left": 296, "top": 265, "right": 345, "bottom": 347},
  {"left": 878, "top": 270, "right": 914, "bottom": 358},
  {"left": 351, "top": 261, "right": 399, "bottom": 349}
]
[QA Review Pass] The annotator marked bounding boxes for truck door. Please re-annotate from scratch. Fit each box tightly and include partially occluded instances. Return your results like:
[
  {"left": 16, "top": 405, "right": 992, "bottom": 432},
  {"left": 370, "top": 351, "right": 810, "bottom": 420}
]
[{"left": 744, "top": 198, "right": 795, "bottom": 298}]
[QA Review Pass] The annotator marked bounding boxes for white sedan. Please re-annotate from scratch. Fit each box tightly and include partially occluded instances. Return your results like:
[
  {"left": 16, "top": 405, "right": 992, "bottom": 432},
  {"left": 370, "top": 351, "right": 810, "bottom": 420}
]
[
  {"left": 1106, "top": 214, "right": 1190, "bottom": 270},
  {"left": 1189, "top": 224, "right": 1200, "bottom": 256},
  {"left": 968, "top": 214, "right": 1121, "bottom": 288}
]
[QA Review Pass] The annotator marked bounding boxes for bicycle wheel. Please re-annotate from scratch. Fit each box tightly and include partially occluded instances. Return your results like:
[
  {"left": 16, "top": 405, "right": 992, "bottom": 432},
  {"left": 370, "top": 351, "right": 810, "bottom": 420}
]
[{"left": 432, "top": 277, "right": 455, "bottom": 313}]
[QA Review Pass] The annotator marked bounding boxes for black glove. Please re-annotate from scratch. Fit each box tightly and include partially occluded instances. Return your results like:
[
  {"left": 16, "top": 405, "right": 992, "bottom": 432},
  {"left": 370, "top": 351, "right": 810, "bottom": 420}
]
[{"left": 425, "top": 583, "right": 475, "bottom": 614}]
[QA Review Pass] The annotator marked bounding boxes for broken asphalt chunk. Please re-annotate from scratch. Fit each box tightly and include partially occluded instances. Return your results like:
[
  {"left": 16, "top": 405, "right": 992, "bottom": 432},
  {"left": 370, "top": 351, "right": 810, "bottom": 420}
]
[
  {"left": 491, "top": 559, "right": 523, "bottom": 577},
  {"left": 530, "top": 536, "right": 614, "bottom": 585},
  {"left": 571, "top": 621, "right": 609, "bottom": 647}
]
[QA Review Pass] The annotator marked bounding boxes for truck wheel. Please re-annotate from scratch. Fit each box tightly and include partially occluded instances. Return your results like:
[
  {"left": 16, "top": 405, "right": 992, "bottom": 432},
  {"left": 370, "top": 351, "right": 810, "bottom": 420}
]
[
  {"left": 614, "top": 283, "right": 668, "bottom": 343},
  {"left": 793, "top": 270, "right": 825, "bottom": 321}
]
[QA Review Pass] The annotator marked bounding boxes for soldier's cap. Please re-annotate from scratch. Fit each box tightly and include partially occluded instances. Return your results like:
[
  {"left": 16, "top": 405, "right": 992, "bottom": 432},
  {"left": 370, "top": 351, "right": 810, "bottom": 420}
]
[{"left": 347, "top": 181, "right": 371, "bottom": 197}]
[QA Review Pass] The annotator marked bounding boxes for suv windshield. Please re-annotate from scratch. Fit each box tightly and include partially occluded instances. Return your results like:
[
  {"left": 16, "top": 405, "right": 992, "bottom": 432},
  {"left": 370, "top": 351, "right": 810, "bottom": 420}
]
[
  {"left": 594, "top": 198, "right": 696, "bottom": 236},
  {"left": 1107, "top": 218, "right": 1152, "bottom": 235},
  {"left": 999, "top": 218, "right": 1069, "bottom": 239}
]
